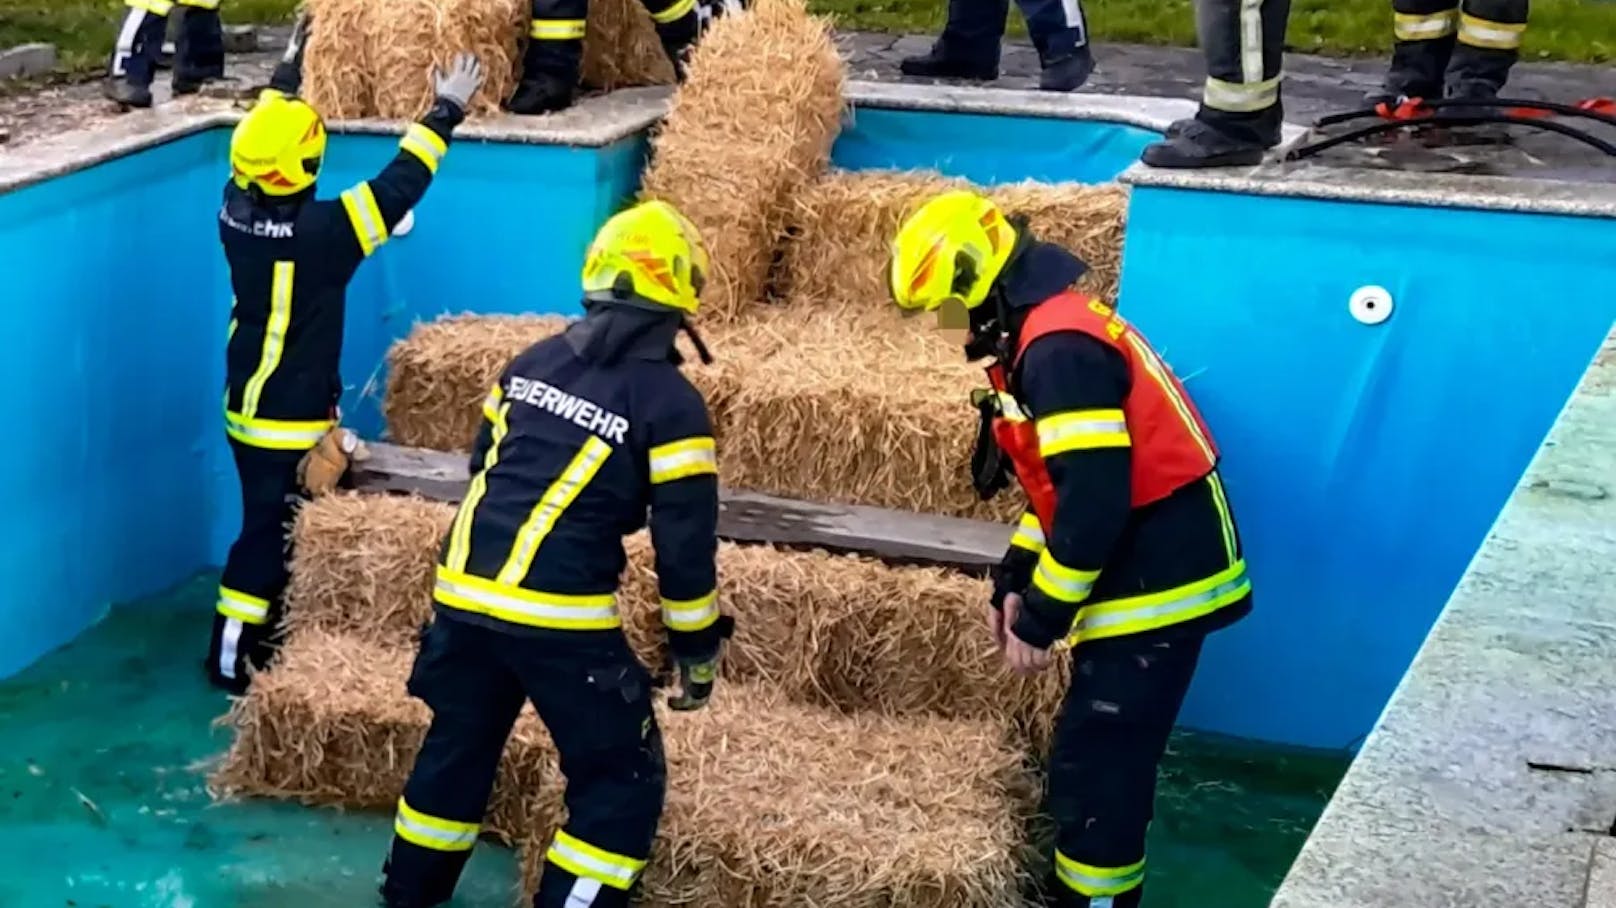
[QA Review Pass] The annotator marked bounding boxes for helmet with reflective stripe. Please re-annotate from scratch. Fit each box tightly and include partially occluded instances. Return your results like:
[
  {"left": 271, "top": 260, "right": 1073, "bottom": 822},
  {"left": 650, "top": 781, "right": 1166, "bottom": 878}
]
[
  {"left": 581, "top": 200, "right": 710, "bottom": 315},
  {"left": 229, "top": 89, "right": 327, "bottom": 197},
  {"left": 889, "top": 190, "right": 1018, "bottom": 313}
]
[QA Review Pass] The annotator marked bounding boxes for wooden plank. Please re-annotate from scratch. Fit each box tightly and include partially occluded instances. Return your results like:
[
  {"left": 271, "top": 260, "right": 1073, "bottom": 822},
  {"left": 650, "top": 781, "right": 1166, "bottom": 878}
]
[{"left": 352, "top": 442, "right": 1009, "bottom": 572}]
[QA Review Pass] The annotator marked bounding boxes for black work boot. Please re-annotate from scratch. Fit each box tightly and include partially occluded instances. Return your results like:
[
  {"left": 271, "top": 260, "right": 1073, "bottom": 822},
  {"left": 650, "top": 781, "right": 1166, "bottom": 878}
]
[
  {"left": 1140, "top": 117, "right": 1271, "bottom": 168},
  {"left": 104, "top": 79, "right": 155, "bottom": 109},
  {"left": 1039, "top": 47, "right": 1093, "bottom": 92},
  {"left": 899, "top": 46, "right": 998, "bottom": 81},
  {"left": 1434, "top": 79, "right": 1510, "bottom": 143},
  {"left": 507, "top": 73, "right": 575, "bottom": 115},
  {"left": 1366, "top": 34, "right": 1454, "bottom": 109}
]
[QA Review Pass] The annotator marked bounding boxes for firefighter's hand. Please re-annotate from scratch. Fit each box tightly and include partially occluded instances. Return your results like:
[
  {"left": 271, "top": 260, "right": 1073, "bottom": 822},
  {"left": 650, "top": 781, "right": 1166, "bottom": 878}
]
[
  {"left": 1002, "top": 595, "right": 1052, "bottom": 676},
  {"left": 987, "top": 593, "right": 1015, "bottom": 652},
  {"left": 297, "top": 428, "right": 367, "bottom": 497},
  {"left": 433, "top": 53, "right": 485, "bottom": 113},
  {"left": 667, "top": 655, "right": 720, "bottom": 711}
]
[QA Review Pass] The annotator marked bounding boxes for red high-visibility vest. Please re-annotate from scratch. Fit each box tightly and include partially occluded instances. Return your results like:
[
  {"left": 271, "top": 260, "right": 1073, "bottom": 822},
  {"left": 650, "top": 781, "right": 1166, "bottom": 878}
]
[{"left": 987, "top": 291, "right": 1220, "bottom": 532}]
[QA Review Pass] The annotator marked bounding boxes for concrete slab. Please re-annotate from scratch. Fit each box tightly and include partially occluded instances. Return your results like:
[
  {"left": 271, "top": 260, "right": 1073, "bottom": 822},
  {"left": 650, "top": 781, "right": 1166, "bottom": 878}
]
[
  {"left": 1587, "top": 839, "right": 1616, "bottom": 908},
  {"left": 0, "top": 44, "right": 58, "bottom": 81},
  {"left": 1272, "top": 328, "right": 1616, "bottom": 908}
]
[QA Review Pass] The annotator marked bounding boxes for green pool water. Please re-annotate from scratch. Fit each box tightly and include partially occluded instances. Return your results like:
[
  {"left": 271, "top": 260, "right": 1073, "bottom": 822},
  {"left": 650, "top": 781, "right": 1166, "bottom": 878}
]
[{"left": 0, "top": 577, "right": 1347, "bottom": 908}]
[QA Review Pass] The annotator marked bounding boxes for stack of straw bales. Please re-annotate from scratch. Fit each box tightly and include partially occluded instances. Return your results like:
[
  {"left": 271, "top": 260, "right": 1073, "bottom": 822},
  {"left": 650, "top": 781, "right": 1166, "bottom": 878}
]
[
  {"left": 277, "top": 493, "right": 1067, "bottom": 746},
  {"left": 638, "top": 0, "right": 846, "bottom": 323},
  {"left": 213, "top": 619, "right": 1037, "bottom": 906},
  {"left": 300, "top": 0, "right": 674, "bottom": 121}
]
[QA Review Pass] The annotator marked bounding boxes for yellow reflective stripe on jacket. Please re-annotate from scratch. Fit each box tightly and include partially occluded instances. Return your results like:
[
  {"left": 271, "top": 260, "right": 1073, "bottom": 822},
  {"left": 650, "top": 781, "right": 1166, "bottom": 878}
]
[
  {"left": 445, "top": 402, "right": 511, "bottom": 572},
  {"left": 481, "top": 384, "right": 504, "bottom": 422},
  {"left": 651, "top": 0, "right": 697, "bottom": 23},
  {"left": 1393, "top": 9, "right": 1457, "bottom": 40},
  {"left": 435, "top": 567, "right": 620, "bottom": 630},
  {"left": 1202, "top": 75, "right": 1280, "bottom": 113},
  {"left": 240, "top": 261, "right": 294, "bottom": 419},
  {"left": 1033, "top": 549, "right": 1099, "bottom": 603},
  {"left": 1458, "top": 12, "right": 1525, "bottom": 49},
  {"left": 1126, "top": 334, "right": 1216, "bottom": 463},
  {"left": 1055, "top": 852, "right": 1145, "bottom": 897},
  {"left": 1067, "top": 560, "right": 1250, "bottom": 645},
  {"left": 1009, "top": 511, "right": 1045, "bottom": 553},
  {"left": 661, "top": 590, "right": 719, "bottom": 632},
  {"left": 225, "top": 410, "right": 334, "bottom": 451},
  {"left": 1208, "top": 471, "right": 1236, "bottom": 564},
  {"left": 216, "top": 586, "right": 270, "bottom": 625},
  {"left": 340, "top": 182, "right": 388, "bottom": 257},
  {"left": 531, "top": 18, "right": 587, "bottom": 40},
  {"left": 649, "top": 436, "right": 717, "bottom": 484},
  {"left": 1037, "top": 408, "right": 1130, "bottom": 457},
  {"left": 177, "top": 0, "right": 222, "bottom": 8},
  {"left": 399, "top": 123, "right": 448, "bottom": 174},
  {"left": 393, "top": 798, "right": 480, "bottom": 852},
  {"left": 127, "top": 0, "right": 175, "bottom": 14},
  {"left": 545, "top": 829, "right": 647, "bottom": 890},
  {"left": 495, "top": 437, "right": 613, "bottom": 585}
]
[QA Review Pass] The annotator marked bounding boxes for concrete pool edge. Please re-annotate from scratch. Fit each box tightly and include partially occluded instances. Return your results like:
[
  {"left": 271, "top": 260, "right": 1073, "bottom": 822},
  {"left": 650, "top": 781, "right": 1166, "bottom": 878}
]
[
  {"left": 1271, "top": 326, "right": 1616, "bottom": 907},
  {"left": 1123, "top": 157, "right": 1616, "bottom": 220},
  {"left": 0, "top": 86, "right": 676, "bottom": 196}
]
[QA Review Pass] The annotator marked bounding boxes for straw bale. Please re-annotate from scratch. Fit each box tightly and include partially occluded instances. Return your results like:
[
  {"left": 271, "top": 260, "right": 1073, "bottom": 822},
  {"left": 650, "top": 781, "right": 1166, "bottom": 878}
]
[
  {"left": 303, "top": 0, "right": 525, "bottom": 121},
  {"left": 580, "top": 0, "right": 676, "bottom": 89},
  {"left": 208, "top": 629, "right": 557, "bottom": 845},
  {"left": 285, "top": 492, "right": 455, "bottom": 648},
  {"left": 382, "top": 313, "right": 735, "bottom": 452},
  {"left": 383, "top": 314, "right": 571, "bottom": 451},
  {"left": 639, "top": 0, "right": 847, "bottom": 323},
  {"left": 778, "top": 170, "right": 1129, "bottom": 313},
  {"left": 710, "top": 305, "right": 1027, "bottom": 521},
  {"left": 520, "top": 684, "right": 1040, "bottom": 906},
  {"left": 288, "top": 494, "right": 1067, "bottom": 750}
]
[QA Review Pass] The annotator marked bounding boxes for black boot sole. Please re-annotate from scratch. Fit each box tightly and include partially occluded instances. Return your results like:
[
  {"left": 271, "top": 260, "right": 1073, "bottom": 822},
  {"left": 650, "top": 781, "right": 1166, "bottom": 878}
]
[{"left": 898, "top": 61, "right": 998, "bottom": 81}]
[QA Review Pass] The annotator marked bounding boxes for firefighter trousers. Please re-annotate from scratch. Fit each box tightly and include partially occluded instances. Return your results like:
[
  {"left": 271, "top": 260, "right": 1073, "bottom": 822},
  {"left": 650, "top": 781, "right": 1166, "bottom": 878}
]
[
  {"left": 1190, "top": 0, "right": 1291, "bottom": 147},
  {"left": 382, "top": 614, "right": 666, "bottom": 908},
  {"left": 109, "top": 0, "right": 225, "bottom": 88},
  {"left": 207, "top": 438, "right": 304, "bottom": 694},
  {"left": 523, "top": 0, "right": 700, "bottom": 85},
  {"left": 1044, "top": 633, "right": 1204, "bottom": 907},
  {"left": 933, "top": 0, "right": 1089, "bottom": 69},
  {"left": 1382, "top": 0, "right": 1527, "bottom": 98}
]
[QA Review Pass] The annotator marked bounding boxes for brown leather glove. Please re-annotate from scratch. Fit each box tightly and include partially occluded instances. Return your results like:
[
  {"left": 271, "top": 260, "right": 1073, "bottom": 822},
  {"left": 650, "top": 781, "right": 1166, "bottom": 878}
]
[{"left": 297, "top": 427, "right": 367, "bottom": 496}]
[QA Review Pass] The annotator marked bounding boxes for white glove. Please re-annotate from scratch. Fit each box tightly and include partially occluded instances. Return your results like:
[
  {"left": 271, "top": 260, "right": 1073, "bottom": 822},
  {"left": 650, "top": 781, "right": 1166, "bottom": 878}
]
[{"left": 434, "top": 52, "right": 485, "bottom": 112}]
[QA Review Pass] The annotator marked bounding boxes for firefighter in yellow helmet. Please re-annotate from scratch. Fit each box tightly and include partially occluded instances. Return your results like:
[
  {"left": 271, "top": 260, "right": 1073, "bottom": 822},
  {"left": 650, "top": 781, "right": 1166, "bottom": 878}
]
[
  {"left": 381, "top": 200, "right": 733, "bottom": 908},
  {"left": 209, "top": 49, "right": 486, "bottom": 694},
  {"left": 890, "top": 191, "right": 1252, "bottom": 908}
]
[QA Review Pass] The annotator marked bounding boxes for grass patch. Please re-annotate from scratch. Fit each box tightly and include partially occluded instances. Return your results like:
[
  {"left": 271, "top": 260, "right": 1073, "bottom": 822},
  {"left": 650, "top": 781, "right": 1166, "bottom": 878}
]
[{"left": 0, "top": 0, "right": 1609, "bottom": 79}]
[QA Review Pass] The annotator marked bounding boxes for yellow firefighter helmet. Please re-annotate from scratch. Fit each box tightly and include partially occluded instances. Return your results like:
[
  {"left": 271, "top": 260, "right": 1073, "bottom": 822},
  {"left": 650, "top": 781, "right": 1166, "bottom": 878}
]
[
  {"left": 229, "top": 89, "right": 327, "bottom": 197},
  {"left": 889, "top": 190, "right": 1019, "bottom": 313},
  {"left": 582, "top": 200, "right": 711, "bottom": 315}
]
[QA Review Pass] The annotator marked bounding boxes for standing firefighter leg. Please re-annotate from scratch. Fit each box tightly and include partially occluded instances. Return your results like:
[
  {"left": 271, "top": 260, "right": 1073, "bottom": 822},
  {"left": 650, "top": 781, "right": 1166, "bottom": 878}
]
[
  {"left": 1015, "top": 0, "right": 1095, "bottom": 92},
  {"left": 1369, "top": 0, "right": 1458, "bottom": 104},
  {"left": 898, "top": 0, "right": 1010, "bottom": 82},
  {"left": 1044, "top": 636, "right": 1204, "bottom": 908},
  {"left": 1139, "top": 0, "right": 1291, "bottom": 168},
  {"left": 106, "top": 0, "right": 175, "bottom": 108},
  {"left": 520, "top": 636, "right": 665, "bottom": 908},
  {"left": 173, "top": 0, "right": 226, "bottom": 94},
  {"left": 207, "top": 439, "right": 305, "bottom": 694},
  {"left": 510, "top": 0, "right": 588, "bottom": 114},
  {"left": 640, "top": 0, "right": 701, "bottom": 81},
  {"left": 381, "top": 618, "right": 527, "bottom": 908},
  {"left": 1446, "top": 0, "right": 1527, "bottom": 101}
]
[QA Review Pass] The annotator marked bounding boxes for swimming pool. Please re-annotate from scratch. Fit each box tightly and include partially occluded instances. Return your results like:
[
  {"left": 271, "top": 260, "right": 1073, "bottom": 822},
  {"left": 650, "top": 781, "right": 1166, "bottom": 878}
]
[{"left": 1, "top": 84, "right": 1613, "bottom": 760}]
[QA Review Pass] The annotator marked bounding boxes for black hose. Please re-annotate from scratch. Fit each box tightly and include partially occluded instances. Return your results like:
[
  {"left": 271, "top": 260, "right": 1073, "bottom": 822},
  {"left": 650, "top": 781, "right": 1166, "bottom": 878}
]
[
  {"left": 1286, "top": 113, "right": 1616, "bottom": 161},
  {"left": 1314, "top": 96, "right": 1616, "bottom": 130}
]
